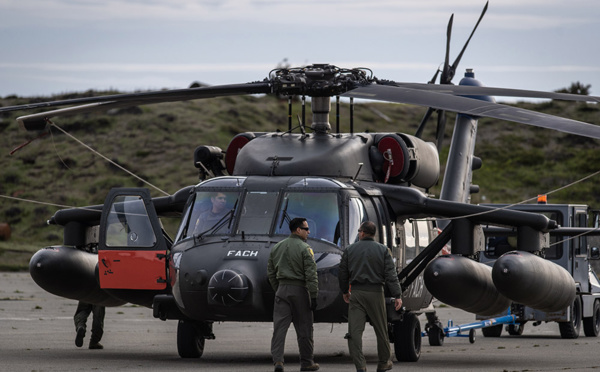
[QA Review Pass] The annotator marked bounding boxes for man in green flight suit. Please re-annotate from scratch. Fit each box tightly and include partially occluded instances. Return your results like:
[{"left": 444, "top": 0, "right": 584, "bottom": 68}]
[
  {"left": 268, "top": 217, "right": 320, "bottom": 372},
  {"left": 339, "top": 221, "right": 403, "bottom": 372}
]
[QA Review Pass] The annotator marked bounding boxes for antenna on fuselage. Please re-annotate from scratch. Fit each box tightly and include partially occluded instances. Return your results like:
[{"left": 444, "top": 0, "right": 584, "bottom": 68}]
[
  {"left": 336, "top": 96, "right": 340, "bottom": 134},
  {"left": 351, "top": 162, "right": 364, "bottom": 182}
]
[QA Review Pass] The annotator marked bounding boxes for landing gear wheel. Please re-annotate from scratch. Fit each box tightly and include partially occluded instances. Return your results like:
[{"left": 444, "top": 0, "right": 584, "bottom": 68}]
[
  {"left": 481, "top": 324, "right": 502, "bottom": 337},
  {"left": 427, "top": 324, "right": 445, "bottom": 346},
  {"left": 177, "top": 320, "right": 206, "bottom": 358},
  {"left": 393, "top": 313, "right": 421, "bottom": 362},
  {"left": 583, "top": 299, "right": 600, "bottom": 337},
  {"left": 507, "top": 323, "right": 525, "bottom": 336},
  {"left": 559, "top": 296, "right": 582, "bottom": 339}
]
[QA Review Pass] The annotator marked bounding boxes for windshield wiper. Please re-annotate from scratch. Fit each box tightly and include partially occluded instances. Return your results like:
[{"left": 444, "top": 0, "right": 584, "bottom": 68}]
[{"left": 278, "top": 199, "right": 290, "bottom": 229}]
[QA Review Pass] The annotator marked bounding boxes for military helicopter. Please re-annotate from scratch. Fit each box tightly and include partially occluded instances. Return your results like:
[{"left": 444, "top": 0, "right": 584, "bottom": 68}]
[{"left": 4, "top": 2, "right": 600, "bottom": 363}]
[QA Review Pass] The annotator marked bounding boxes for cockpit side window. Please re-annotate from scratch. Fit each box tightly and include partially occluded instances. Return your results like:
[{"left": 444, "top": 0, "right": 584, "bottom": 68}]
[
  {"left": 275, "top": 192, "right": 340, "bottom": 245},
  {"left": 404, "top": 220, "right": 417, "bottom": 262},
  {"left": 348, "top": 197, "right": 368, "bottom": 245},
  {"left": 416, "top": 220, "right": 431, "bottom": 248}
]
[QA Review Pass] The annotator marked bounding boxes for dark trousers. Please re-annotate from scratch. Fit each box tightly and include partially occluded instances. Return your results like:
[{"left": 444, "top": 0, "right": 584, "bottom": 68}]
[
  {"left": 347, "top": 289, "right": 391, "bottom": 369},
  {"left": 271, "top": 284, "right": 315, "bottom": 367},
  {"left": 74, "top": 302, "right": 105, "bottom": 344}
]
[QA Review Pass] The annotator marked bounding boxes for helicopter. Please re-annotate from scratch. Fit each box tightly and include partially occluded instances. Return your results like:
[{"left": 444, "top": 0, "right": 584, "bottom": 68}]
[{"left": 3, "top": 1, "right": 600, "bottom": 363}]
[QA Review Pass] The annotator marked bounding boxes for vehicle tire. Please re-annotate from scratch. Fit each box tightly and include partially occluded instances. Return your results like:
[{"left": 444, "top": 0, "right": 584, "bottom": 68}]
[
  {"left": 177, "top": 320, "right": 205, "bottom": 358},
  {"left": 507, "top": 323, "right": 525, "bottom": 336},
  {"left": 583, "top": 299, "right": 600, "bottom": 337},
  {"left": 559, "top": 296, "right": 582, "bottom": 339},
  {"left": 481, "top": 324, "right": 502, "bottom": 337},
  {"left": 427, "top": 324, "right": 444, "bottom": 346},
  {"left": 393, "top": 312, "right": 421, "bottom": 362}
]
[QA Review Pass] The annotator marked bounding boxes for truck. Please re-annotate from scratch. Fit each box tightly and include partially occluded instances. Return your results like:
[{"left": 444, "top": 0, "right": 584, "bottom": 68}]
[{"left": 477, "top": 198, "right": 600, "bottom": 338}]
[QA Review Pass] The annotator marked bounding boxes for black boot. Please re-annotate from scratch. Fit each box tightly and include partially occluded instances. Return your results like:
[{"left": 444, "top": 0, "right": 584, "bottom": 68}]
[{"left": 75, "top": 327, "right": 85, "bottom": 348}]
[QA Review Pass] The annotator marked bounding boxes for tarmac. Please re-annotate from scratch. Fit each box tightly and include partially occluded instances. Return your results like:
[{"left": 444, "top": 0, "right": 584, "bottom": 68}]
[{"left": 2, "top": 271, "right": 600, "bottom": 372}]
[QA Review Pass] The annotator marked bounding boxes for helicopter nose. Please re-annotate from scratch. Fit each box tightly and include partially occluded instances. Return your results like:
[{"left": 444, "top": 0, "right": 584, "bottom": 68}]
[{"left": 208, "top": 269, "right": 250, "bottom": 306}]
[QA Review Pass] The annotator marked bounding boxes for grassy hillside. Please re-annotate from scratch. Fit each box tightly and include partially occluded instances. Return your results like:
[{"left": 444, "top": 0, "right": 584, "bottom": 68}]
[{"left": 1, "top": 92, "right": 599, "bottom": 270}]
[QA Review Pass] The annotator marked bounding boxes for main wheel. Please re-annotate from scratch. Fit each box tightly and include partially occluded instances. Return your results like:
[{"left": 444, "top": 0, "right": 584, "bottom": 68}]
[
  {"left": 393, "top": 313, "right": 421, "bottom": 362},
  {"left": 559, "top": 296, "right": 582, "bottom": 339},
  {"left": 583, "top": 299, "right": 600, "bottom": 337},
  {"left": 177, "top": 320, "right": 206, "bottom": 358},
  {"left": 427, "top": 324, "right": 444, "bottom": 346},
  {"left": 507, "top": 323, "right": 525, "bottom": 336},
  {"left": 481, "top": 324, "right": 502, "bottom": 337}
]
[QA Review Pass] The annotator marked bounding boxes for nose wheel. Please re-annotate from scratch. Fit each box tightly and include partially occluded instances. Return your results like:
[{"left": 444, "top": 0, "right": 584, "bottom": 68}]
[{"left": 177, "top": 320, "right": 206, "bottom": 358}]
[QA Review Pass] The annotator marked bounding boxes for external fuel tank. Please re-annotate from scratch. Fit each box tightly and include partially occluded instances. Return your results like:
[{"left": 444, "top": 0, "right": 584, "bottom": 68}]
[
  {"left": 492, "top": 251, "right": 576, "bottom": 312},
  {"left": 29, "top": 246, "right": 125, "bottom": 307},
  {"left": 424, "top": 254, "right": 511, "bottom": 316}
]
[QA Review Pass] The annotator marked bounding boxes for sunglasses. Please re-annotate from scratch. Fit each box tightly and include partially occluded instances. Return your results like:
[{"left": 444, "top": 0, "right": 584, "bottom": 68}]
[{"left": 299, "top": 227, "right": 310, "bottom": 231}]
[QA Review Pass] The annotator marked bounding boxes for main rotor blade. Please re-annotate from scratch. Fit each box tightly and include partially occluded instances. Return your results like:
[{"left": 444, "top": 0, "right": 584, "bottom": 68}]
[
  {"left": 17, "top": 101, "right": 137, "bottom": 131},
  {"left": 343, "top": 84, "right": 600, "bottom": 139},
  {"left": 436, "top": 111, "right": 447, "bottom": 150},
  {"left": 440, "top": 14, "right": 453, "bottom": 84},
  {"left": 446, "top": 1, "right": 488, "bottom": 83},
  {"left": 415, "top": 107, "right": 435, "bottom": 138},
  {"left": 391, "top": 82, "right": 600, "bottom": 103},
  {"left": 0, "top": 82, "right": 273, "bottom": 114}
]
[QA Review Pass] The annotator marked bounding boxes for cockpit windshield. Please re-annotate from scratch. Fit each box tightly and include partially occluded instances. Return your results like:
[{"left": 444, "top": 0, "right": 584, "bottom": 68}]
[
  {"left": 236, "top": 191, "right": 279, "bottom": 234},
  {"left": 175, "top": 179, "right": 342, "bottom": 246},
  {"left": 275, "top": 192, "right": 340, "bottom": 245}
]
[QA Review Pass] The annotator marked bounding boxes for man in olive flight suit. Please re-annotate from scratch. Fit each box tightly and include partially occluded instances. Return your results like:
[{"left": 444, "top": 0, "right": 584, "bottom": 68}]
[
  {"left": 339, "top": 221, "right": 403, "bottom": 372},
  {"left": 268, "top": 217, "right": 320, "bottom": 372}
]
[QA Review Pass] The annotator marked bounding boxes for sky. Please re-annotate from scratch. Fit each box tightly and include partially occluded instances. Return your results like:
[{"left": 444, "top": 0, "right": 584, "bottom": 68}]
[{"left": 0, "top": 0, "right": 599, "bottom": 100}]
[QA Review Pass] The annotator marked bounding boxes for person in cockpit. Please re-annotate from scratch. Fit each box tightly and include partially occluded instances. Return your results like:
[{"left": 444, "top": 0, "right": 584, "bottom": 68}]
[{"left": 193, "top": 192, "right": 228, "bottom": 234}]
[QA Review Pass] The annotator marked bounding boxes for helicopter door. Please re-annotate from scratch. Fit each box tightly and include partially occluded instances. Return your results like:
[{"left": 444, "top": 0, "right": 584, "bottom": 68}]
[{"left": 97, "top": 188, "right": 168, "bottom": 290}]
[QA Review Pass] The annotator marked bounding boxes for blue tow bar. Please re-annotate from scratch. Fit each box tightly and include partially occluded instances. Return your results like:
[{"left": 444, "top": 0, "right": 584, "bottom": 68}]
[{"left": 422, "top": 313, "right": 517, "bottom": 344}]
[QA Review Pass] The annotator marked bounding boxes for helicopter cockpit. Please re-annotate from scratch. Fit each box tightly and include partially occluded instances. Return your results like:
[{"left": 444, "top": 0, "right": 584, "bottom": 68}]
[{"left": 174, "top": 176, "right": 365, "bottom": 248}]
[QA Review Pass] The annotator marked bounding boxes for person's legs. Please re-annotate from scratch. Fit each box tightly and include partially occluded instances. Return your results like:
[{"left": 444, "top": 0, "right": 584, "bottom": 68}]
[
  {"left": 271, "top": 286, "right": 293, "bottom": 364},
  {"left": 89, "top": 305, "right": 105, "bottom": 348},
  {"left": 363, "top": 292, "right": 392, "bottom": 367},
  {"left": 347, "top": 291, "right": 368, "bottom": 370},
  {"left": 73, "top": 302, "right": 92, "bottom": 347},
  {"left": 289, "top": 286, "right": 315, "bottom": 368}
]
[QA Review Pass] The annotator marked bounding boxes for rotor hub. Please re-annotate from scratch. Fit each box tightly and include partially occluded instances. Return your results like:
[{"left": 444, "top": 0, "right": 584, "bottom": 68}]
[{"left": 270, "top": 64, "right": 372, "bottom": 97}]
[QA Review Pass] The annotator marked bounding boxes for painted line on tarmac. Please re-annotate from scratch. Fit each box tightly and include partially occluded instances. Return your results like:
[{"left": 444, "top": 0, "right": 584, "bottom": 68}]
[{"left": 0, "top": 316, "right": 154, "bottom": 321}]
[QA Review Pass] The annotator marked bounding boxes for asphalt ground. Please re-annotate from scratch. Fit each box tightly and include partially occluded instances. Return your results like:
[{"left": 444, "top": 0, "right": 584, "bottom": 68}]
[{"left": 2, "top": 272, "right": 600, "bottom": 372}]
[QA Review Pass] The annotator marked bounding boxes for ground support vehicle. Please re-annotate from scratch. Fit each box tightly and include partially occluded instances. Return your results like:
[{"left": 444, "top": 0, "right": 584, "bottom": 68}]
[{"left": 477, "top": 202, "right": 600, "bottom": 339}]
